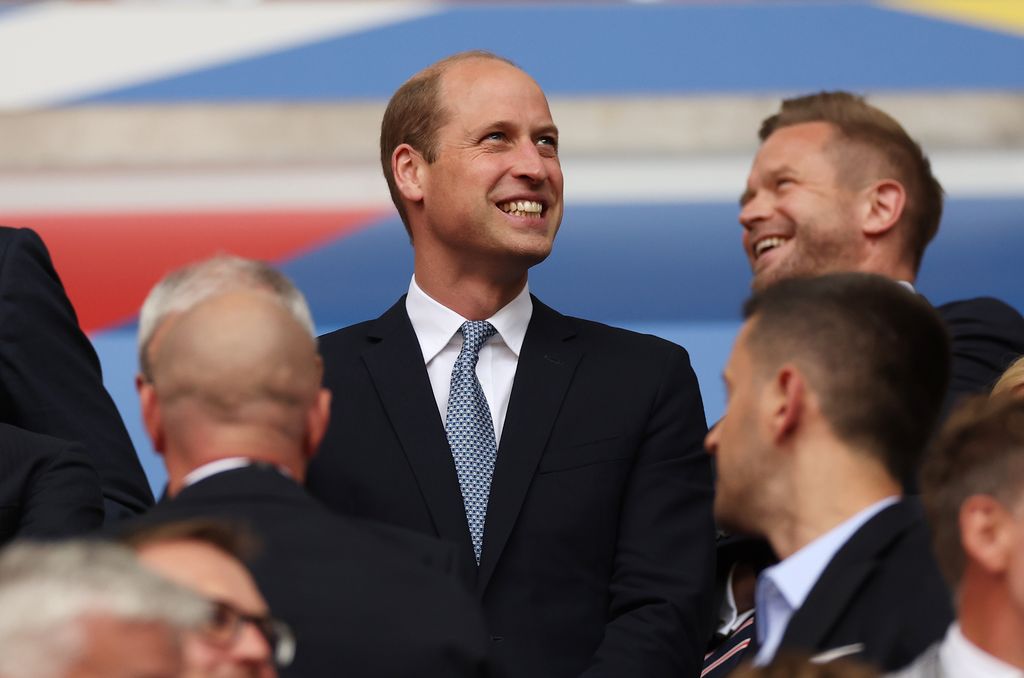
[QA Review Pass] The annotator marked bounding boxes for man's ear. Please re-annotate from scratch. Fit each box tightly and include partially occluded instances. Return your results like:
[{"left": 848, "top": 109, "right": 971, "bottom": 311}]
[
  {"left": 393, "top": 143, "right": 426, "bottom": 204},
  {"left": 138, "top": 380, "right": 166, "bottom": 455},
  {"left": 769, "top": 365, "right": 805, "bottom": 444},
  {"left": 960, "top": 494, "right": 1014, "bottom": 574},
  {"left": 861, "top": 179, "right": 906, "bottom": 237},
  {"left": 303, "top": 387, "right": 332, "bottom": 460}
]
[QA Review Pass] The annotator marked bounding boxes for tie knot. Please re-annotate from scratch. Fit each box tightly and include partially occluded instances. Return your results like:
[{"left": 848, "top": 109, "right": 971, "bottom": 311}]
[{"left": 459, "top": 320, "right": 497, "bottom": 355}]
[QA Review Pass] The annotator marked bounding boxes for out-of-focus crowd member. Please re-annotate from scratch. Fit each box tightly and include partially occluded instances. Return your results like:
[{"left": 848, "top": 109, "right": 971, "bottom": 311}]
[
  {"left": 0, "top": 227, "right": 153, "bottom": 521},
  {"left": 738, "top": 91, "right": 1024, "bottom": 422},
  {"left": 308, "top": 49, "right": 715, "bottom": 678},
  {"left": 705, "top": 273, "right": 953, "bottom": 671},
  {"left": 890, "top": 396, "right": 1024, "bottom": 677},
  {"left": 730, "top": 651, "right": 880, "bottom": 678},
  {"left": 991, "top": 356, "right": 1024, "bottom": 400},
  {"left": 130, "top": 259, "right": 494, "bottom": 678},
  {"left": 123, "top": 520, "right": 282, "bottom": 678},
  {"left": 0, "top": 539, "right": 208, "bottom": 678}
]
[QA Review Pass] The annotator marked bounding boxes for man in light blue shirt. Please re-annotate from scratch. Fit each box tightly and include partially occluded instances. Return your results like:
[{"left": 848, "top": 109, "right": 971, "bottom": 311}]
[{"left": 705, "top": 272, "right": 954, "bottom": 672}]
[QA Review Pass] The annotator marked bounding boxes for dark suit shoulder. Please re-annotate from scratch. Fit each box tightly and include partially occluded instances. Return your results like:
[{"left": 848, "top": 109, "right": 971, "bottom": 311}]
[
  {"left": 0, "top": 226, "right": 152, "bottom": 519},
  {"left": 785, "top": 500, "right": 952, "bottom": 671},
  {"left": 935, "top": 296, "right": 1024, "bottom": 413},
  {"left": 0, "top": 423, "right": 104, "bottom": 541}
]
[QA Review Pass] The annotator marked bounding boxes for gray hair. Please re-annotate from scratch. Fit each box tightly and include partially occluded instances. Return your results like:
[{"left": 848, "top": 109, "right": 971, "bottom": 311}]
[
  {"left": 0, "top": 540, "right": 210, "bottom": 678},
  {"left": 138, "top": 255, "right": 315, "bottom": 378}
]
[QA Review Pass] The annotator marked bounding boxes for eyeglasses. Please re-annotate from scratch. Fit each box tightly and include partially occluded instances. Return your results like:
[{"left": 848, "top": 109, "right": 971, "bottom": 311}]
[{"left": 199, "top": 598, "right": 296, "bottom": 668}]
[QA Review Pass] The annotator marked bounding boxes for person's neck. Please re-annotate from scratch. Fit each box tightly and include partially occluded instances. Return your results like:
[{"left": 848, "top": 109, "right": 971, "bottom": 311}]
[
  {"left": 414, "top": 265, "right": 527, "bottom": 320},
  {"left": 164, "top": 440, "right": 305, "bottom": 497},
  {"left": 766, "top": 444, "right": 900, "bottom": 559},
  {"left": 959, "top": 573, "right": 1024, "bottom": 669}
]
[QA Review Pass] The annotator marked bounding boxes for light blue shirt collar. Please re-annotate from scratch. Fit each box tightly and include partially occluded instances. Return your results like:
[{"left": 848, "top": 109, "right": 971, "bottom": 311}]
[{"left": 754, "top": 495, "right": 900, "bottom": 664}]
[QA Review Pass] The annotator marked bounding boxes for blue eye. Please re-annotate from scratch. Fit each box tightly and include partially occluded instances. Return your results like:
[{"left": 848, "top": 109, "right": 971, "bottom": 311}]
[{"left": 484, "top": 132, "right": 507, "bottom": 142}]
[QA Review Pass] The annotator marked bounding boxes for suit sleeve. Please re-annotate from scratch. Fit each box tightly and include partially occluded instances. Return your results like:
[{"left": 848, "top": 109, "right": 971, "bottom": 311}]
[
  {"left": 18, "top": 440, "right": 105, "bottom": 538},
  {"left": 0, "top": 228, "right": 153, "bottom": 519},
  {"left": 581, "top": 344, "right": 716, "bottom": 678}
]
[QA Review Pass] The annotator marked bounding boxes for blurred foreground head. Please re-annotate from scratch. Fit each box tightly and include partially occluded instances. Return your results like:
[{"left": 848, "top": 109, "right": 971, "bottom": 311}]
[
  {"left": 123, "top": 520, "right": 285, "bottom": 678},
  {"left": 922, "top": 395, "right": 1024, "bottom": 668},
  {"left": 0, "top": 540, "right": 208, "bottom": 678}
]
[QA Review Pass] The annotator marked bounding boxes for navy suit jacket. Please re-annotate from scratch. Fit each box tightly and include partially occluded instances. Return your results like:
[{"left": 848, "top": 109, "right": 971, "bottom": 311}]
[
  {"left": 133, "top": 465, "right": 494, "bottom": 678},
  {"left": 777, "top": 500, "right": 953, "bottom": 672},
  {"left": 937, "top": 296, "right": 1024, "bottom": 416},
  {"left": 0, "top": 226, "right": 152, "bottom": 519},
  {"left": 308, "top": 296, "right": 716, "bottom": 678},
  {"left": 0, "top": 423, "right": 104, "bottom": 543}
]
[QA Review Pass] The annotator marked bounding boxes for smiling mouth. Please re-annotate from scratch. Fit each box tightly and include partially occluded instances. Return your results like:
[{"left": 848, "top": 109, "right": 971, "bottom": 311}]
[
  {"left": 499, "top": 200, "right": 544, "bottom": 217},
  {"left": 753, "top": 236, "right": 790, "bottom": 260}
]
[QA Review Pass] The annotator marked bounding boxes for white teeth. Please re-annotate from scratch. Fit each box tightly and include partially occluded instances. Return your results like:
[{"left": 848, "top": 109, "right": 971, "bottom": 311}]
[
  {"left": 755, "top": 236, "right": 788, "bottom": 258},
  {"left": 500, "top": 200, "right": 543, "bottom": 215}
]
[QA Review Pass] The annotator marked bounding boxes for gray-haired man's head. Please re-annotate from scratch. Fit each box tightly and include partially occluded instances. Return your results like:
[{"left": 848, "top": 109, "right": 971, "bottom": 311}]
[
  {"left": 138, "top": 255, "right": 314, "bottom": 380},
  {"left": 0, "top": 540, "right": 209, "bottom": 678}
]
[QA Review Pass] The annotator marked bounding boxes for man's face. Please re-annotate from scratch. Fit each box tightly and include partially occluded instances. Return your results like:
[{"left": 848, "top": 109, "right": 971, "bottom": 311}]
[
  {"left": 704, "top": 322, "right": 771, "bottom": 534},
  {"left": 66, "top": 617, "right": 182, "bottom": 678},
  {"left": 739, "top": 121, "right": 864, "bottom": 292},
  {"left": 136, "top": 540, "right": 276, "bottom": 678},
  {"left": 414, "top": 58, "right": 564, "bottom": 274}
]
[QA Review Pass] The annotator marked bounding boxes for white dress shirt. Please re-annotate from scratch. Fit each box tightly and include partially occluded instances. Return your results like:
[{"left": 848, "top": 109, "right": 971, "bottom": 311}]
[
  {"left": 939, "top": 623, "right": 1024, "bottom": 678},
  {"left": 754, "top": 496, "right": 900, "bottom": 665},
  {"left": 182, "top": 457, "right": 253, "bottom": 489},
  {"left": 716, "top": 563, "right": 756, "bottom": 638},
  {"left": 405, "top": 276, "right": 532, "bottom": 446}
]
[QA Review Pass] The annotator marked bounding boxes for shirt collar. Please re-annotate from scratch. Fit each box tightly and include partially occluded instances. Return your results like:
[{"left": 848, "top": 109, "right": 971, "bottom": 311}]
[
  {"left": 943, "top": 623, "right": 1024, "bottom": 678},
  {"left": 760, "top": 496, "right": 900, "bottom": 613},
  {"left": 182, "top": 457, "right": 253, "bottom": 488},
  {"left": 406, "top": 275, "right": 532, "bottom": 364}
]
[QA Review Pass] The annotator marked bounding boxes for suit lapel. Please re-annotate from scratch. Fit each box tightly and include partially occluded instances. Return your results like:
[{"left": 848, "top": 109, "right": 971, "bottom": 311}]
[
  {"left": 781, "top": 501, "right": 916, "bottom": 651},
  {"left": 361, "top": 299, "right": 475, "bottom": 556},
  {"left": 478, "top": 298, "right": 580, "bottom": 591}
]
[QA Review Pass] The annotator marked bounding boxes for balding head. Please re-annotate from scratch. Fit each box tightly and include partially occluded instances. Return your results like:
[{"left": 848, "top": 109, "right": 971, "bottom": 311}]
[{"left": 141, "top": 291, "right": 331, "bottom": 495}]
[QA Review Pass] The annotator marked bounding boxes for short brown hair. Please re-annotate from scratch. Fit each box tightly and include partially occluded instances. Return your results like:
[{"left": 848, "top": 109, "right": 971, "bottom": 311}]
[
  {"left": 743, "top": 272, "right": 950, "bottom": 483},
  {"left": 760, "top": 91, "right": 943, "bottom": 273},
  {"left": 921, "top": 395, "right": 1024, "bottom": 587},
  {"left": 120, "top": 517, "right": 260, "bottom": 563},
  {"left": 380, "top": 50, "right": 516, "bottom": 235}
]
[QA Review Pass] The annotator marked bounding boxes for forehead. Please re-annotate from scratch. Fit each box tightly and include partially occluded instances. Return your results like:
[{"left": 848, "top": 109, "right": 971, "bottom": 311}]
[
  {"left": 753, "top": 121, "right": 840, "bottom": 174},
  {"left": 137, "top": 540, "right": 268, "bottom": 615},
  {"left": 438, "top": 59, "right": 553, "bottom": 130}
]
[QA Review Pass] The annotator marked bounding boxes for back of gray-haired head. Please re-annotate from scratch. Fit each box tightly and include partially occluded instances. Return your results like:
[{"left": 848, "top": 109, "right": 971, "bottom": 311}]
[
  {"left": 138, "top": 255, "right": 315, "bottom": 377},
  {"left": 0, "top": 540, "right": 210, "bottom": 678}
]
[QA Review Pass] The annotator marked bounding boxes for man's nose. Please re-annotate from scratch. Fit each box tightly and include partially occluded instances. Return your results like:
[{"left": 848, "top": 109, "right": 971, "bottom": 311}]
[
  {"left": 704, "top": 422, "right": 719, "bottom": 456},
  {"left": 511, "top": 141, "right": 550, "bottom": 183},
  {"left": 739, "top": 190, "right": 772, "bottom": 229},
  {"left": 233, "top": 620, "right": 275, "bottom": 667}
]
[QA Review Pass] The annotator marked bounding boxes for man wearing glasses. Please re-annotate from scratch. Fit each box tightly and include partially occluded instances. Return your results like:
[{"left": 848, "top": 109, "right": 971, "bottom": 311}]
[{"left": 125, "top": 520, "right": 287, "bottom": 678}]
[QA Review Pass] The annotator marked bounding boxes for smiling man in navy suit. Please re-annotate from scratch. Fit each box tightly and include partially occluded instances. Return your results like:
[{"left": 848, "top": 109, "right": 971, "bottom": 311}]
[{"left": 306, "top": 51, "right": 716, "bottom": 678}]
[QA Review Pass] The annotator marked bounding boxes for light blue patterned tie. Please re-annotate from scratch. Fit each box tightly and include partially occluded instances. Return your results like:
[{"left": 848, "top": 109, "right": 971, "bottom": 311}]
[{"left": 445, "top": 320, "right": 498, "bottom": 565}]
